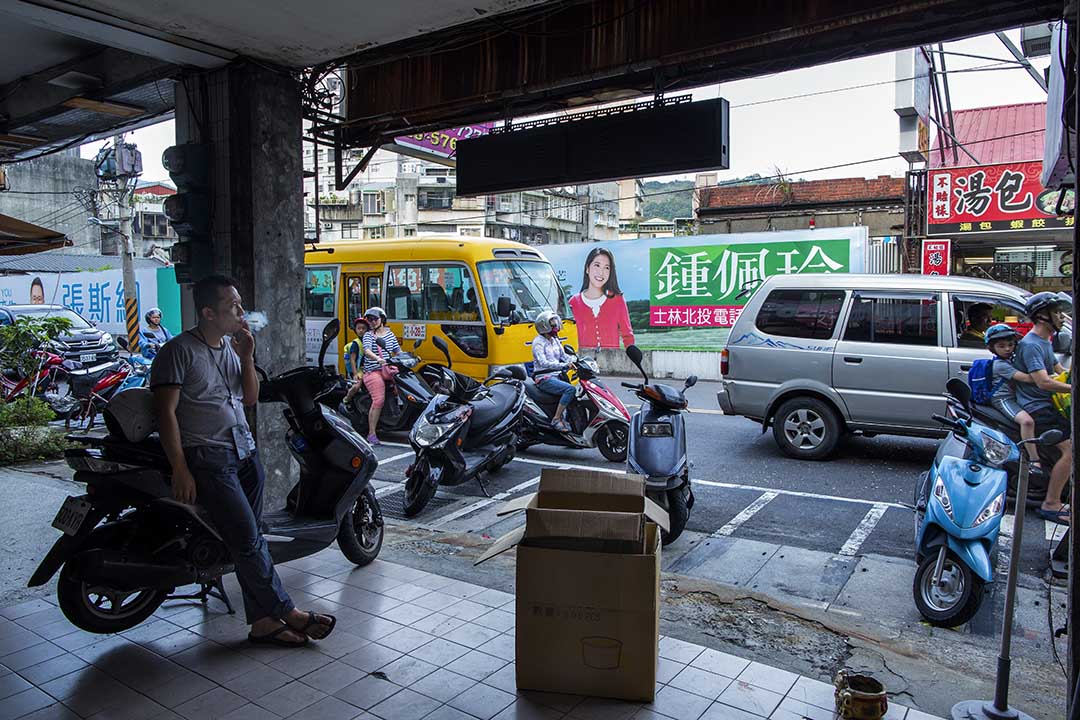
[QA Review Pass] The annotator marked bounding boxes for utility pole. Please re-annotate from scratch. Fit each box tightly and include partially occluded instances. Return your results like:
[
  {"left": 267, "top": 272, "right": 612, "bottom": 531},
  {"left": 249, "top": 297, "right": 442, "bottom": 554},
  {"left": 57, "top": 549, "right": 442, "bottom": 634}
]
[{"left": 96, "top": 134, "right": 142, "bottom": 353}]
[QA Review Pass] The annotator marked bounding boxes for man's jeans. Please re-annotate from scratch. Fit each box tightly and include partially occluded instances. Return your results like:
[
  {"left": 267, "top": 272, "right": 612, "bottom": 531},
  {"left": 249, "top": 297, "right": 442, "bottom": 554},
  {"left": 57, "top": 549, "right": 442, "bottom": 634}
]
[{"left": 184, "top": 446, "right": 294, "bottom": 625}]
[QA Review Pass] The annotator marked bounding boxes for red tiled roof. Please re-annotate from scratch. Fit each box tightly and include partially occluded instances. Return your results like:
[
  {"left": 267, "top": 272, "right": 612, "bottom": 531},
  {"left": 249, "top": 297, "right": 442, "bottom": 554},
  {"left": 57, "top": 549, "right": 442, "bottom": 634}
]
[
  {"left": 930, "top": 101, "right": 1045, "bottom": 168},
  {"left": 698, "top": 175, "right": 905, "bottom": 213}
]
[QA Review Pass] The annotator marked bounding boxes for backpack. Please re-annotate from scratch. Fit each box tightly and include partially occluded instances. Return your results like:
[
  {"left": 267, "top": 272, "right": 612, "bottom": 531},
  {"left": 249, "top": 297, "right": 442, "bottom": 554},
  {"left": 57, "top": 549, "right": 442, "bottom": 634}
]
[{"left": 969, "top": 357, "right": 1005, "bottom": 405}]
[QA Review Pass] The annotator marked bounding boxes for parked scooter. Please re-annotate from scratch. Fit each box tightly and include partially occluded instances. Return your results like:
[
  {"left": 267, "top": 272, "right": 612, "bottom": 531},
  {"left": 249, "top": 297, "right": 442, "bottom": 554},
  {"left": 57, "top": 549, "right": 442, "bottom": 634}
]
[
  {"left": 913, "top": 378, "right": 1061, "bottom": 627},
  {"left": 29, "top": 318, "right": 384, "bottom": 634},
  {"left": 622, "top": 344, "right": 697, "bottom": 544},
  {"left": 404, "top": 336, "right": 526, "bottom": 517},
  {"left": 517, "top": 346, "right": 631, "bottom": 462}
]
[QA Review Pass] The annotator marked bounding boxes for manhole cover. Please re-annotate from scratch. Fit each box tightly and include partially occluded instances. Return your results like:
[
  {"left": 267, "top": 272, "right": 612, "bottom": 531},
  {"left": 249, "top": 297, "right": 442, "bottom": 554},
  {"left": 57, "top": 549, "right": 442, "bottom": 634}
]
[{"left": 378, "top": 488, "right": 456, "bottom": 521}]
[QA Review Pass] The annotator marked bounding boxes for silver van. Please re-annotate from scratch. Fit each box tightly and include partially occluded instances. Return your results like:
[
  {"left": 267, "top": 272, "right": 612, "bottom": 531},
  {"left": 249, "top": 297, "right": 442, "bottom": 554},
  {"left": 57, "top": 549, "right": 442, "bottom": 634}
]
[{"left": 717, "top": 274, "right": 1033, "bottom": 459}]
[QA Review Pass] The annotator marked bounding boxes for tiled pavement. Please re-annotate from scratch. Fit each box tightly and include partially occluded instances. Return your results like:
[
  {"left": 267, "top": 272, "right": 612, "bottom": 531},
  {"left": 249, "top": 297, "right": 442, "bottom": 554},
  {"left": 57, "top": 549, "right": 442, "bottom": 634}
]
[{"left": 0, "top": 551, "right": 943, "bottom": 720}]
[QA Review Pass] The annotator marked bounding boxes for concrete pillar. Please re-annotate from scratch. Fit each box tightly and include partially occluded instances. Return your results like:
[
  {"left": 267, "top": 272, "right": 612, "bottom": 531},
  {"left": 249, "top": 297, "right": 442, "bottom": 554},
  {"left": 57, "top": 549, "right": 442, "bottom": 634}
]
[{"left": 175, "top": 61, "right": 305, "bottom": 508}]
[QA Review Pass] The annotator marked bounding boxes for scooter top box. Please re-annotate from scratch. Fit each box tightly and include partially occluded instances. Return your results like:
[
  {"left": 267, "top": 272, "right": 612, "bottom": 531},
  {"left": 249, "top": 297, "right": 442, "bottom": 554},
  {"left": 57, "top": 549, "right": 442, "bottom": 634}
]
[{"left": 474, "top": 468, "right": 670, "bottom": 564}]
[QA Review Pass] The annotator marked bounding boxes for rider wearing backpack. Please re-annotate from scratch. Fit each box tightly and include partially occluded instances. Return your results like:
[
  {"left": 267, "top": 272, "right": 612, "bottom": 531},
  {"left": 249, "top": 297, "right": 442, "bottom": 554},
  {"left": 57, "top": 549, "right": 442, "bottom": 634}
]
[{"left": 983, "top": 324, "right": 1038, "bottom": 471}]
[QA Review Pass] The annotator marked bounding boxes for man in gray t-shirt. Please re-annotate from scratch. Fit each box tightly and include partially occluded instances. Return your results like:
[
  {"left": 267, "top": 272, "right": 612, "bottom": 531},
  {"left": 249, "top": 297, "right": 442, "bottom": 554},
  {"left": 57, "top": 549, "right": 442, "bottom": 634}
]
[{"left": 150, "top": 275, "right": 334, "bottom": 647}]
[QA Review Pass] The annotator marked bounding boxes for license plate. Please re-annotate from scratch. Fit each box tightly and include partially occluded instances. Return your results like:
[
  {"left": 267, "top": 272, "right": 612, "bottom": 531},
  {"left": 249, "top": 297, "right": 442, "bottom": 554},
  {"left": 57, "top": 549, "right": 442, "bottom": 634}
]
[
  {"left": 51, "top": 495, "right": 91, "bottom": 536},
  {"left": 80, "top": 353, "right": 97, "bottom": 363}
]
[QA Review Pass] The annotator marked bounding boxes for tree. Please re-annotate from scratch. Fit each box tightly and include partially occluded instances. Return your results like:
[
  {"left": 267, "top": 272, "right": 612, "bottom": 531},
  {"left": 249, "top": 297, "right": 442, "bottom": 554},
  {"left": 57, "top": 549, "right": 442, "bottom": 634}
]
[{"left": 0, "top": 315, "right": 73, "bottom": 403}]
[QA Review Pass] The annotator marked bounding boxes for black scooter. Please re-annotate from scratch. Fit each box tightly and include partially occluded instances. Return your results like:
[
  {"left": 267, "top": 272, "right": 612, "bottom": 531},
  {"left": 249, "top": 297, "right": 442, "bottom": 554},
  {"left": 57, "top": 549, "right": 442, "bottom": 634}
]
[
  {"left": 29, "top": 319, "right": 385, "bottom": 634},
  {"left": 623, "top": 344, "right": 697, "bottom": 544},
  {"left": 404, "top": 337, "right": 526, "bottom": 517},
  {"left": 331, "top": 338, "right": 435, "bottom": 435}
]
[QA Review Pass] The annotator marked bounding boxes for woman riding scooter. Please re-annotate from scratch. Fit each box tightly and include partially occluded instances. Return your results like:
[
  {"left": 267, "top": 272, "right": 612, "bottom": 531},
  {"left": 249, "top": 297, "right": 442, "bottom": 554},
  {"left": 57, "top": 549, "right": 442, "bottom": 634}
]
[
  {"left": 531, "top": 311, "right": 574, "bottom": 432},
  {"left": 359, "top": 307, "right": 399, "bottom": 446}
]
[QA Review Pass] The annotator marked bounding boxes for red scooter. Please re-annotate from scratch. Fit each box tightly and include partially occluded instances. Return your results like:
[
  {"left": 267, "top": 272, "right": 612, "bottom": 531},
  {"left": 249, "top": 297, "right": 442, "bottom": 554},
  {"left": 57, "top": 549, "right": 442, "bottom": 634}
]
[
  {"left": 1, "top": 349, "right": 76, "bottom": 415},
  {"left": 64, "top": 359, "right": 133, "bottom": 430},
  {"left": 516, "top": 347, "right": 631, "bottom": 462}
]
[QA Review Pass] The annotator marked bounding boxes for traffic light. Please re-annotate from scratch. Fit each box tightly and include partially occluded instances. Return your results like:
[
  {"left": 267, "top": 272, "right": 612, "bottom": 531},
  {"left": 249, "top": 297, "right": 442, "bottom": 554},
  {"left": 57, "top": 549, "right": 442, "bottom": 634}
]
[{"left": 162, "top": 144, "right": 211, "bottom": 283}]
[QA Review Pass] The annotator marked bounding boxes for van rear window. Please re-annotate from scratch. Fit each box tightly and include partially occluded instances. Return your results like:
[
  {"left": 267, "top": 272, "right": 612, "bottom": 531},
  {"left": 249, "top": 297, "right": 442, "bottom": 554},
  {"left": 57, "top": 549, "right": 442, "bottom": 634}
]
[{"left": 755, "top": 290, "right": 845, "bottom": 340}]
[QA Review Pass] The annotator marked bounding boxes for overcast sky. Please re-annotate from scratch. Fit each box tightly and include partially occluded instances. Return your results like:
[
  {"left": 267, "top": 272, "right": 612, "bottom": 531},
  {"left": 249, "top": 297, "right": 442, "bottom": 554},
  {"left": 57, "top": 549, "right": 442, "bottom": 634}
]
[{"left": 86, "top": 28, "right": 1052, "bottom": 187}]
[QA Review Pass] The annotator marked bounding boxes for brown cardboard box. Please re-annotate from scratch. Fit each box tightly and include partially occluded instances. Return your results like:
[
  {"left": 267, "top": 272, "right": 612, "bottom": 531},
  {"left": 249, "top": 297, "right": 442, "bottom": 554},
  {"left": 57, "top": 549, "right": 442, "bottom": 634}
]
[{"left": 475, "top": 468, "right": 668, "bottom": 702}]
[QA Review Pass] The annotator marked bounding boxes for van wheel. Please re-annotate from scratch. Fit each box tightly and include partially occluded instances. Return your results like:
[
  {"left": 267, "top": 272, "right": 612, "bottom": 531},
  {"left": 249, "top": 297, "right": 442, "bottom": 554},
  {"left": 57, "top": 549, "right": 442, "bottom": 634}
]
[{"left": 772, "top": 397, "right": 841, "bottom": 460}]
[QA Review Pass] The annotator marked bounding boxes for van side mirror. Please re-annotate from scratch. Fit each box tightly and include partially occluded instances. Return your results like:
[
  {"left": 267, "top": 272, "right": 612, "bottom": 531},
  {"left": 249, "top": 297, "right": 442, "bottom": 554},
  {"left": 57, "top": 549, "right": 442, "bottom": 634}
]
[{"left": 496, "top": 296, "right": 514, "bottom": 318}]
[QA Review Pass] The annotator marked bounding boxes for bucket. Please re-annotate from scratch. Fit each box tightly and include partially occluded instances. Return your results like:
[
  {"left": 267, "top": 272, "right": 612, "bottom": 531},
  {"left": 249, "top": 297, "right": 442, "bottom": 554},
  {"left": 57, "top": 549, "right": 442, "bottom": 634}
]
[{"left": 581, "top": 636, "right": 622, "bottom": 670}]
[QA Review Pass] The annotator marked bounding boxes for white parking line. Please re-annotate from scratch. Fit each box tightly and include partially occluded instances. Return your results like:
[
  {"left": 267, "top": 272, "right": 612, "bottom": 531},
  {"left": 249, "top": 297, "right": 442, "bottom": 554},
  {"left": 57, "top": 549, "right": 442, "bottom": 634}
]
[
  {"left": 374, "top": 484, "right": 402, "bottom": 498},
  {"left": 713, "top": 491, "right": 778, "bottom": 537},
  {"left": 838, "top": 503, "right": 889, "bottom": 556},
  {"left": 431, "top": 476, "right": 542, "bottom": 528},
  {"left": 380, "top": 451, "right": 414, "bottom": 465}
]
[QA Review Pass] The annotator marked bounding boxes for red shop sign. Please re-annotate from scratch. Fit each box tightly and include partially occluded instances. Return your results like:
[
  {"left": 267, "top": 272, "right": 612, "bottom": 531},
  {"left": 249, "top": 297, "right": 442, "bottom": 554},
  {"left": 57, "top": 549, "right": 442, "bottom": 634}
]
[
  {"left": 921, "top": 239, "right": 951, "bottom": 275},
  {"left": 926, "top": 161, "right": 1074, "bottom": 235}
]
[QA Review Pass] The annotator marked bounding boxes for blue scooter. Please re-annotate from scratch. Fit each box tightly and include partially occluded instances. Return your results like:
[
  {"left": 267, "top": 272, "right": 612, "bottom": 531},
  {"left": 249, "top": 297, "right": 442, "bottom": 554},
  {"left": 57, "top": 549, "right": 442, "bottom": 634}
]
[{"left": 913, "top": 378, "right": 1060, "bottom": 627}]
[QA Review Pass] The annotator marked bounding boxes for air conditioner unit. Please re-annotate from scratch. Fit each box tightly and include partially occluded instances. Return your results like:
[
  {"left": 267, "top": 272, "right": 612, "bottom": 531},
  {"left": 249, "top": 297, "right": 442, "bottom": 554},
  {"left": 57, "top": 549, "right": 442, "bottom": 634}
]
[{"left": 322, "top": 222, "right": 334, "bottom": 229}]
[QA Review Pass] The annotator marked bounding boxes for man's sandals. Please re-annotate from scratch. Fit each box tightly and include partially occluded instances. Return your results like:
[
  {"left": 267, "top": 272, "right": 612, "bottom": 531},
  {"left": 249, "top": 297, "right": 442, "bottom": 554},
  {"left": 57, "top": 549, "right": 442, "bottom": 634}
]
[
  {"left": 248, "top": 612, "right": 337, "bottom": 647},
  {"left": 1036, "top": 505, "right": 1071, "bottom": 526}
]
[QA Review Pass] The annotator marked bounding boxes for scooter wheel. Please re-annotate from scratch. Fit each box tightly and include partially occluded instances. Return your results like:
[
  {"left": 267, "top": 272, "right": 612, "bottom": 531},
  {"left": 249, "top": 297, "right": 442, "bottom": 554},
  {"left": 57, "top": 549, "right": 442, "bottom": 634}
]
[
  {"left": 403, "top": 460, "right": 438, "bottom": 517},
  {"left": 659, "top": 488, "right": 689, "bottom": 546},
  {"left": 912, "top": 550, "right": 984, "bottom": 628},
  {"left": 56, "top": 561, "right": 165, "bottom": 634},
  {"left": 338, "top": 486, "right": 383, "bottom": 566},
  {"left": 597, "top": 423, "right": 628, "bottom": 463}
]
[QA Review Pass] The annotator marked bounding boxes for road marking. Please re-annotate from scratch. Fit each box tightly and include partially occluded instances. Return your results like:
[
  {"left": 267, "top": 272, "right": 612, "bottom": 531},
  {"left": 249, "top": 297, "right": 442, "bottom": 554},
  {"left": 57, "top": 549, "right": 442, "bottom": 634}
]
[
  {"left": 713, "top": 491, "right": 779, "bottom": 537},
  {"left": 838, "top": 503, "right": 889, "bottom": 556},
  {"left": 379, "top": 441, "right": 907, "bottom": 511},
  {"left": 380, "top": 451, "right": 414, "bottom": 465},
  {"left": 374, "top": 484, "right": 402, "bottom": 498},
  {"left": 431, "top": 476, "right": 541, "bottom": 528}
]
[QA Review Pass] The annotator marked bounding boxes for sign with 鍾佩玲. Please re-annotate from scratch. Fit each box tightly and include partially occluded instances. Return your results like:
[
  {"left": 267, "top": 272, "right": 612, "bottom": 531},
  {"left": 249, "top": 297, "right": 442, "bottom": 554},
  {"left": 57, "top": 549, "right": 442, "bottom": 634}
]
[{"left": 927, "top": 161, "right": 1074, "bottom": 235}]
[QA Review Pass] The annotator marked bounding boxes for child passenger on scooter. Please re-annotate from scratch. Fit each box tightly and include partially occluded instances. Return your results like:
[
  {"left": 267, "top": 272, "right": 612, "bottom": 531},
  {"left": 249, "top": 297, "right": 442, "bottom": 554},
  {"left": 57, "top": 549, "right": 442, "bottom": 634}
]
[{"left": 985, "top": 323, "right": 1039, "bottom": 471}]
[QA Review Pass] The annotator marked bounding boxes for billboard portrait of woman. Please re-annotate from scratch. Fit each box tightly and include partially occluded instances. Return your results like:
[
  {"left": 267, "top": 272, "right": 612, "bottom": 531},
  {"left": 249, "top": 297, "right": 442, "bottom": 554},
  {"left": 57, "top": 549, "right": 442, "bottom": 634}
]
[{"left": 568, "top": 247, "right": 635, "bottom": 350}]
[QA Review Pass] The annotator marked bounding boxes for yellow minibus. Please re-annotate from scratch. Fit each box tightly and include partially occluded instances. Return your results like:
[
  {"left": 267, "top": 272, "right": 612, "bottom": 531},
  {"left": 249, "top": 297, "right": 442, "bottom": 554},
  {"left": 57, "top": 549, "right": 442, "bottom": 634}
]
[{"left": 304, "top": 237, "right": 577, "bottom": 380}]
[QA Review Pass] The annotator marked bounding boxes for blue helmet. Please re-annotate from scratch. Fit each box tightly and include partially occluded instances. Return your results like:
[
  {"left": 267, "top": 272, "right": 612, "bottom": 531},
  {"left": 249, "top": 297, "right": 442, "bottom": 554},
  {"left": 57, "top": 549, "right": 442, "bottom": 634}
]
[{"left": 984, "top": 323, "right": 1019, "bottom": 346}]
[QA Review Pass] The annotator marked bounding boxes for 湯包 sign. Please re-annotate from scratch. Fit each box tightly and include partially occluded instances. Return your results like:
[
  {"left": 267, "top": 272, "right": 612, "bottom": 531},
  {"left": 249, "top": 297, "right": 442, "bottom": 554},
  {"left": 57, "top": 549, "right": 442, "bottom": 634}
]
[
  {"left": 927, "top": 161, "right": 1074, "bottom": 235},
  {"left": 921, "top": 239, "right": 951, "bottom": 275}
]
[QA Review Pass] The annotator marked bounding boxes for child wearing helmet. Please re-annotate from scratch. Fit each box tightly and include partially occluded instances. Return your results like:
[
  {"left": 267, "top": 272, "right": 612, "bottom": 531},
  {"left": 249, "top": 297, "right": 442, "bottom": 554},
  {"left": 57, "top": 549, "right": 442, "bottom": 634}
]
[
  {"left": 532, "top": 310, "right": 575, "bottom": 432},
  {"left": 985, "top": 324, "right": 1038, "bottom": 469},
  {"left": 341, "top": 316, "right": 370, "bottom": 408}
]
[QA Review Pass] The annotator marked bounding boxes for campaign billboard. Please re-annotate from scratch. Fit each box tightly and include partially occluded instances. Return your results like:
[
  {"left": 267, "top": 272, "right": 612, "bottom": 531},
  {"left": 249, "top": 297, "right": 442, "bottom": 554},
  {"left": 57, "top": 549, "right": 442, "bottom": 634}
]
[{"left": 538, "top": 228, "right": 867, "bottom": 352}]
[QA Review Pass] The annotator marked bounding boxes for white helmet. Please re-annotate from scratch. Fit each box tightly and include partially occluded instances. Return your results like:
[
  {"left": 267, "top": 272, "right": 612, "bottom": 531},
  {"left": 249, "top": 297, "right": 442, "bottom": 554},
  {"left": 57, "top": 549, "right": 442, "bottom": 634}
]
[
  {"left": 534, "top": 310, "right": 562, "bottom": 336},
  {"left": 103, "top": 388, "right": 157, "bottom": 442}
]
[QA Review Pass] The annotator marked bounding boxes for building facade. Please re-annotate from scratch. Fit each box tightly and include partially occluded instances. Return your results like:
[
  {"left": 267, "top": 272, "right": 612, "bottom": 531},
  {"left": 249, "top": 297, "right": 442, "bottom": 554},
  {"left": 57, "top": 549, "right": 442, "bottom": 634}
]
[{"left": 0, "top": 150, "right": 99, "bottom": 254}]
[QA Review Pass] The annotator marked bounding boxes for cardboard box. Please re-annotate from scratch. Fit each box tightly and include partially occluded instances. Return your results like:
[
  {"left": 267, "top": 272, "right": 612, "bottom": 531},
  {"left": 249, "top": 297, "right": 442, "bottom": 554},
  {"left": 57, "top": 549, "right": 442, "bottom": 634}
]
[{"left": 476, "top": 469, "right": 669, "bottom": 702}]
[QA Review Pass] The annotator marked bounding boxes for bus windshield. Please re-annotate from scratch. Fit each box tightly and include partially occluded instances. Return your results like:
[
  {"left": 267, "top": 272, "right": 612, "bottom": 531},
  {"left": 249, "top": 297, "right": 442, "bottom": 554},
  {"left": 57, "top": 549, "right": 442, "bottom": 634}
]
[{"left": 477, "top": 260, "right": 568, "bottom": 324}]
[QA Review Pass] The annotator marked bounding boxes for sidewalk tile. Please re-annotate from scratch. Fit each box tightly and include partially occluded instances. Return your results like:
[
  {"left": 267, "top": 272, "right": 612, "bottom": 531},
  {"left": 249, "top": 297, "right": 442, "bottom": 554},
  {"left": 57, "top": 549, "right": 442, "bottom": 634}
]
[
  {"left": 481, "top": 663, "right": 517, "bottom": 695},
  {"left": 411, "top": 574, "right": 457, "bottom": 592},
  {"left": 138, "top": 630, "right": 205, "bottom": 658},
  {"left": 474, "top": 610, "right": 515, "bottom": 633},
  {"left": 0, "top": 687, "right": 55, "bottom": 718},
  {"left": 444, "top": 650, "right": 507, "bottom": 681},
  {"left": 299, "top": 660, "right": 366, "bottom": 695},
  {"left": 647, "top": 685, "right": 713, "bottom": 720},
  {"left": 770, "top": 697, "right": 833, "bottom": 720},
  {"left": 382, "top": 583, "right": 432, "bottom": 604},
  {"left": 142, "top": 670, "right": 218, "bottom": 708},
  {"left": 0, "top": 671, "right": 32, "bottom": 700},
  {"left": 0, "top": 599, "right": 54, "bottom": 621},
  {"left": 656, "top": 658, "right": 686, "bottom": 685},
  {"left": 173, "top": 644, "right": 262, "bottom": 682},
  {"left": 1, "top": 642, "right": 65, "bottom": 672},
  {"left": 62, "top": 681, "right": 142, "bottom": 717},
  {"left": 283, "top": 695, "right": 365, "bottom": 720},
  {"left": 737, "top": 662, "right": 798, "bottom": 696},
  {"left": 267, "top": 648, "right": 334, "bottom": 679},
  {"left": 308, "top": 630, "right": 371, "bottom": 661},
  {"left": 22, "top": 704, "right": 82, "bottom": 719},
  {"left": 493, "top": 698, "right": 562, "bottom": 720},
  {"left": 352, "top": 617, "right": 407, "bottom": 643},
  {"left": 84, "top": 693, "right": 171, "bottom": 720},
  {"left": 448, "top": 682, "right": 516, "bottom": 720},
  {"left": 381, "top": 603, "right": 435, "bottom": 627},
  {"left": 716, "top": 682, "right": 783, "bottom": 718},
  {"left": 50, "top": 629, "right": 100, "bottom": 653},
  {"left": 0, "top": 628, "right": 46, "bottom": 657},
  {"left": 700, "top": 702, "right": 767, "bottom": 720},
  {"left": 442, "top": 623, "right": 501, "bottom": 650},
  {"left": 669, "top": 666, "right": 733, "bottom": 700},
  {"left": 443, "top": 600, "right": 489, "bottom": 622},
  {"left": 341, "top": 643, "right": 403, "bottom": 673},
  {"left": 785, "top": 676, "right": 835, "bottom": 711},
  {"left": 519, "top": 690, "right": 584, "bottom": 714},
  {"left": 691, "top": 649, "right": 750, "bottom": 679},
  {"left": 38, "top": 666, "right": 112, "bottom": 700},
  {"left": 476, "top": 634, "right": 515, "bottom": 662},
  {"left": 380, "top": 628, "right": 436, "bottom": 654},
  {"left": 569, "top": 696, "right": 641, "bottom": 720},
  {"left": 221, "top": 703, "right": 279, "bottom": 720},
  {"left": 658, "top": 637, "right": 705, "bottom": 665},
  {"left": 13, "top": 609, "right": 66, "bottom": 632},
  {"left": 369, "top": 687, "right": 442, "bottom": 720},
  {"left": 174, "top": 687, "right": 248, "bottom": 720},
  {"left": 470, "top": 589, "right": 516, "bottom": 609},
  {"left": 413, "top": 592, "right": 458, "bottom": 612},
  {"left": 440, "top": 581, "right": 488, "bottom": 600},
  {"left": 412, "top": 668, "right": 478, "bottom": 703},
  {"left": 422, "top": 706, "right": 476, "bottom": 720},
  {"left": 16, "top": 654, "right": 87, "bottom": 686},
  {"left": 410, "top": 613, "right": 466, "bottom": 638},
  {"left": 380, "top": 655, "right": 439, "bottom": 686},
  {"left": 411, "top": 638, "right": 471, "bottom": 668},
  {"left": 223, "top": 666, "right": 293, "bottom": 701},
  {"left": 334, "top": 674, "right": 403, "bottom": 709},
  {"left": 255, "top": 681, "right": 327, "bottom": 717}
]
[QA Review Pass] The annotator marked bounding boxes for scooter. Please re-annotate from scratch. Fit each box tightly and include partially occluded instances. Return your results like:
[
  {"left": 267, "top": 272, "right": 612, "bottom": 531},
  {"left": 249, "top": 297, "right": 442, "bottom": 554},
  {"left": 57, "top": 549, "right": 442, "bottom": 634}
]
[
  {"left": 404, "top": 336, "right": 526, "bottom": 517},
  {"left": 913, "top": 378, "right": 1061, "bottom": 627},
  {"left": 622, "top": 344, "right": 697, "bottom": 545},
  {"left": 328, "top": 338, "right": 436, "bottom": 436},
  {"left": 28, "top": 318, "right": 385, "bottom": 634},
  {"left": 517, "top": 346, "right": 631, "bottom": 462}
]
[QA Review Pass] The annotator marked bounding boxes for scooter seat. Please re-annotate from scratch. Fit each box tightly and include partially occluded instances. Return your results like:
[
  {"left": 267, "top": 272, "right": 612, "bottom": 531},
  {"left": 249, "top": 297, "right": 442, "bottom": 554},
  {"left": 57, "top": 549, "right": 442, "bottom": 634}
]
[
  {"left": 469, "top": 383, "right": 520, "bottom": 431},
  {"left": 524, "top": 378, "right": 561, "bottom": 416},
  {"left": 971, "top": 403, "right": 1019, "bottom": 432}
]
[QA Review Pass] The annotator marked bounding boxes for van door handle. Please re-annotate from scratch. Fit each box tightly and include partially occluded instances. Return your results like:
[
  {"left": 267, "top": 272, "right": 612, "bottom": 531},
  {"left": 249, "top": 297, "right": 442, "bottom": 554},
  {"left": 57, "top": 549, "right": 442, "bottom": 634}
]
[
  {"left": 960, "top": 364, "right": 971, "bottom": 372},
  {"left": 843, "top": 357, "right": 862, "bottom": 364}
]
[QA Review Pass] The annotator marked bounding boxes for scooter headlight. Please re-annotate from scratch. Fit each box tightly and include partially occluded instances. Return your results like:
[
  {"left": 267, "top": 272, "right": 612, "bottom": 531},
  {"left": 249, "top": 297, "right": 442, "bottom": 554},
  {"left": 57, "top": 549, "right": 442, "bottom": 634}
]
[
  {"left": 980, "top": 432, "right": 1011, "bottom": 467},
  {"left": 972, "top": 493, "right": 1005, "bottom": 527},
  {"left": 412, "top": 416, "right": 454, "bottom": 448},
  {"left": 592, "top": 392, "right": 626, "bottom": 420},
  {"left": 933, "top": 478, "right": 955, "bottom": 521}
]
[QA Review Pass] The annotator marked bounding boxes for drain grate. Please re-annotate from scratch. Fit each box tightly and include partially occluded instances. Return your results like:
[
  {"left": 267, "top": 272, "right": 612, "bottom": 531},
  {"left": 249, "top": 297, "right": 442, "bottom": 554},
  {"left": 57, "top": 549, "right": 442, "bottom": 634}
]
[{"left": 378, "top": 488, "right": 457, "bottom": 521}]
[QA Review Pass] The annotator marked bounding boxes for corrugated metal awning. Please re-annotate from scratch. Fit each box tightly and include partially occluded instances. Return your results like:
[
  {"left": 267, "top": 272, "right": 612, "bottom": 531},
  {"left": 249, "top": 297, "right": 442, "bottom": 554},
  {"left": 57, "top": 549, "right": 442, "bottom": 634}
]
[{"left": 0, "top": 213, "right": 72, "bottom": 256}]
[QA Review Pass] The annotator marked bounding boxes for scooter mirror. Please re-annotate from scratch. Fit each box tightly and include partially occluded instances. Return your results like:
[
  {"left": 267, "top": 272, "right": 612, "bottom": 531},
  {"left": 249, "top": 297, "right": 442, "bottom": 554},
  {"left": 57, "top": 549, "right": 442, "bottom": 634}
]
[
  {"left": 375, "top": 335, "right": 388, "bottom": 350},
  {"left": 508, "top": 365, "right": 527, "bottom": 380},
  {"left": 322, "top": 318, "right": 340, "bottom": 344},
  {"left": 1035, "top": 429, "right": 1064, "bottom": 446},
  {"left": 626, "top": 344, "right": 643, "bottom": 365},
  {"left": 945, "top": 378, "right": 972, "bottom": 411},
  {"left": 413, "top": 339, "right": 423, "bottom": 350},
  {"left": 684, "top": 375, "right": 698, "bottom": 389},
  {"left": 563, "top": 344, "right": 577, "bottom": 356},
  {"left": 432, "top": 336, "right": 452, "bottom": 368}
]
